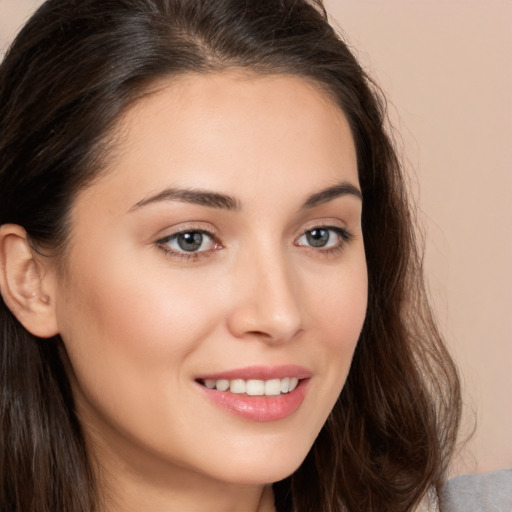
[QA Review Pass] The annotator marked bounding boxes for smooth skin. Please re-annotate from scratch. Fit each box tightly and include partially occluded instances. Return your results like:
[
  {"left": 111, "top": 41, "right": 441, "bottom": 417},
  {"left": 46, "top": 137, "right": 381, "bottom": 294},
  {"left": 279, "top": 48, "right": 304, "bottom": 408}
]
[{"left": 0, "top": 72, "right": 367, "bottom": 512}]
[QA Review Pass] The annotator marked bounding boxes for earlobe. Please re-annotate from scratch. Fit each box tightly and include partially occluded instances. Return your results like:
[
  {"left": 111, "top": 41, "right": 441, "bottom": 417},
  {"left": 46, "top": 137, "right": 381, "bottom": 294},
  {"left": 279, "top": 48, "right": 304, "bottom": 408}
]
[{"left": 0, "top": 224, "right": 59, "bottom": 338}]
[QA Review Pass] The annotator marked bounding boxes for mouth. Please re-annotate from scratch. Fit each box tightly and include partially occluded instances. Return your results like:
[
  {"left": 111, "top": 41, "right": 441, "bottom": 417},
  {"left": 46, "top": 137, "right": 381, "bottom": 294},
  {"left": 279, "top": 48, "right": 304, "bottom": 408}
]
[
  {"left": 196, "top": 377, "right": 300, "bottom": 396},
  {"left": 195, "top": 366, "right": 311, "bottom": 422}
]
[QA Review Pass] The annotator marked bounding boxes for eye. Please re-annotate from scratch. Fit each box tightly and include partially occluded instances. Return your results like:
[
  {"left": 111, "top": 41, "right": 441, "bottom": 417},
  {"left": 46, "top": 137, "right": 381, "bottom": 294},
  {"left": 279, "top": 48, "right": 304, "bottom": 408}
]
[
  {"left": 296, "top": 226, "right": 351, "bottom": 251},
  {"left": 157, "top": 230, "right": 218, "bottom": 255}
]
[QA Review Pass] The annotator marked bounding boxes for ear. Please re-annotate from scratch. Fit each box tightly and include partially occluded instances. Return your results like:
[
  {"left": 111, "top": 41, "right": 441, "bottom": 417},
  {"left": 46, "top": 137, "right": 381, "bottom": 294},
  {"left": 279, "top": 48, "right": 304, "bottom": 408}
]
[{"left": 0, "top": 224, "right": 59, "bottom": 338}]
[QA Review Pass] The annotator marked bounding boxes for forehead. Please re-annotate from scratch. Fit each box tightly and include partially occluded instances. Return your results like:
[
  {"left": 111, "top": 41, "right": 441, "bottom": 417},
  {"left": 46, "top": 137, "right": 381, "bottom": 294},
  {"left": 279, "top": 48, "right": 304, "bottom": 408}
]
[{"left": 76, "top": 71, "right": 358, "bottom": 214}]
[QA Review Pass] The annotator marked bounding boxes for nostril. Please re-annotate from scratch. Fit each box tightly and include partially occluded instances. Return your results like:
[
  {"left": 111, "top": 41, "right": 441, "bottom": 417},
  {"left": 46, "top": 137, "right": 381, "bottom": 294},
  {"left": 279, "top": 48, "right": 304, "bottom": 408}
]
[{"left": 246, "top": 330, "right": 272, "bottom": 338}]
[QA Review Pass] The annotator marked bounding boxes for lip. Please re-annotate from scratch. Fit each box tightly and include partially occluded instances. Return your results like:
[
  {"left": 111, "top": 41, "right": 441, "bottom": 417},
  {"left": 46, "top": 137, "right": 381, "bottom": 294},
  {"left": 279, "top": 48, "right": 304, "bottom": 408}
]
[
  {"left": 196, "top": 364, "right": 312, "bottom": 381},
  {"left": 195, "top": 365, "right": 311, "bottom": 422}
]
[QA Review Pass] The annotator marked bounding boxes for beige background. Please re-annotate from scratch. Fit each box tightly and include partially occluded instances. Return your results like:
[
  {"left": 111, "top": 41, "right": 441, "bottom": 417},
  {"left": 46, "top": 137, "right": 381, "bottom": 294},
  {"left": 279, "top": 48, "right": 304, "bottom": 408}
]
[{"left": 1, "top": 0, "right": 511, "bottom": 476}]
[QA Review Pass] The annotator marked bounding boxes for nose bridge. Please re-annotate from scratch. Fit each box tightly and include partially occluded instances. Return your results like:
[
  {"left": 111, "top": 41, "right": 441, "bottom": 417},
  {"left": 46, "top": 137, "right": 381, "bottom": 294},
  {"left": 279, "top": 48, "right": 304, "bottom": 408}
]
[{"left": 227, "top": 239, "right": 303, "bottom": 342}]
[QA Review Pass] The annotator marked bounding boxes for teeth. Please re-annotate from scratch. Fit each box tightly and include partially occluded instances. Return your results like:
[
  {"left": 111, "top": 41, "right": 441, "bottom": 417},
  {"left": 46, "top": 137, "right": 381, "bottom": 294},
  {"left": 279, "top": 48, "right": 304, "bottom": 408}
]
[
  {"left": 230, "top": 379, "right": 246, "bottom": 394},
  {"left": 202, "top": 377, "right": 301, "bottom": 395},
  {"left": 246, "top": 379, "right": 264, "bottom": 396},
  {"left": 280, "top": 377, "right": 290, "bottom": 393},
  {"left": 215, "top": 379, "right": 230, "bottom": 392},
  {"left": 264, "top": 379, "right": 281, "bottom": 396}
]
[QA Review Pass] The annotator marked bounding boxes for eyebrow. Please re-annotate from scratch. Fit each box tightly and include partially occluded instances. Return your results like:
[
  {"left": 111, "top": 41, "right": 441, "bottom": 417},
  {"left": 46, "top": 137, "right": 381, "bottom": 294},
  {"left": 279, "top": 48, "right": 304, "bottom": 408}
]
[
  {"left": 130, "top": 188, "right": 241, "bottom": 212},
  {"left": 129, "top": 180, "right": 361, "bottom": 213},
  {"left": 300, "top": 181, "right": 362, "bottom": 209}
]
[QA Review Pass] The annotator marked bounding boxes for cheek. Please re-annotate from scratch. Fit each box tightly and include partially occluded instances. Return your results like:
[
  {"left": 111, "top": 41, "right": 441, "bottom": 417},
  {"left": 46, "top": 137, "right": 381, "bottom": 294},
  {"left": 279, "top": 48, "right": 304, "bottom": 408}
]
[
  {"left": 312, "top": 255, "right": 367, "bottom": 339},
  {"left": 60, "top": 250, "right": 212, "bottom": 352},
  {"left": 309, "top": 257, "right": 368, "bottom": 387},
  {"left": 54, "top": 246, "right": 222, "bottom": 412}
]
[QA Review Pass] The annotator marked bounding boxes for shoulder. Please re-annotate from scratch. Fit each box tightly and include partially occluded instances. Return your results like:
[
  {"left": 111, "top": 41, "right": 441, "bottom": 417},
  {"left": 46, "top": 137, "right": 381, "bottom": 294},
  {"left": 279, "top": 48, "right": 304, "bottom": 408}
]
[{"left": 441, "top": 468, "right": 512, "bottom": 512}]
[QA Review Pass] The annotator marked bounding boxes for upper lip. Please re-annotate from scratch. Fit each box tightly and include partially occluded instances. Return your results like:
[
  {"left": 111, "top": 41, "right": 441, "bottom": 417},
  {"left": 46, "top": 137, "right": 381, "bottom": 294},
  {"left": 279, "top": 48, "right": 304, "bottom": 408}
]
[{"left": 196, "top": 365, "right": 312, "bottom": 381}]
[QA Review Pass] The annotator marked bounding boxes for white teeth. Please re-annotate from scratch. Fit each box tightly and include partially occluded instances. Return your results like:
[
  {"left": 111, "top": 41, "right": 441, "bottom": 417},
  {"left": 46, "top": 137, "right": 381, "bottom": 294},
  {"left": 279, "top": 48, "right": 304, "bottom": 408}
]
[
  {"left": 216, "top": 379, "right": 230, "bottom": 392},
  {"left": 280, "top": 377, "right": 290, "bottom": 393},
  {"left": 203, "top": 377, "right": 301, "bottom": 395},
  {"left": 264, "top": 379, "right": 281, "bottom": 396},
  {"left": 246, "top": 379, "right": 265, "bottom": 395},
  {"left": 229, "top": 379, "right": 246, "bottom": 394}
]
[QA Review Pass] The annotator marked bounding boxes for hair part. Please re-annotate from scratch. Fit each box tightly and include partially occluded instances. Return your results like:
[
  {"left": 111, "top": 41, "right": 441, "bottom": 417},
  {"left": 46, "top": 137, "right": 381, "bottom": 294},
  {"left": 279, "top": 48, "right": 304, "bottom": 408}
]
[{"left": 0, "top": 1, "right": 461, "bottom": 511}]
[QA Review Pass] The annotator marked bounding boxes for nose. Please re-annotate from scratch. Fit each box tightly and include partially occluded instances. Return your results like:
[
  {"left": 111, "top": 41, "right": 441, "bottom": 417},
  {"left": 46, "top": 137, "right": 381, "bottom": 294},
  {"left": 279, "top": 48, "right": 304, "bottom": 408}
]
[{"left": 226, "top": 249, "right": 303, "bottom": 344}]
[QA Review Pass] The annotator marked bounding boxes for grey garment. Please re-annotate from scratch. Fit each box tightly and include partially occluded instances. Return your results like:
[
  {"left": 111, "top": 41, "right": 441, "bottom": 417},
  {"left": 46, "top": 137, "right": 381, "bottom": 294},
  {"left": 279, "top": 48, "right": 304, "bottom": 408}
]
[{"left": 441, "top": 469, "right": 512, "bottom": 512}]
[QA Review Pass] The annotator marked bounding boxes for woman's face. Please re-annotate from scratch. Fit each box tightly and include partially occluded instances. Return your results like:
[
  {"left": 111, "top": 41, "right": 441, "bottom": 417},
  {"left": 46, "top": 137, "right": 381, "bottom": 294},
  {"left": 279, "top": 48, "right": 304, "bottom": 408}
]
[{"left": 51, "top": 72, "right": 367, "bottom": 487}]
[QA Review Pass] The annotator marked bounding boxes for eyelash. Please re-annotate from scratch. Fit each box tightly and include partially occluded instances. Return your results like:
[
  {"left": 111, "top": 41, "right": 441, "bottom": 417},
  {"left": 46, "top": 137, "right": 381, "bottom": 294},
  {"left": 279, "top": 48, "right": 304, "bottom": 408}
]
[
  {"left": 155, "top": 225, "right": 353, "bottom": 262},
  {"left": 295, "top": 226, "right": 353, "bottom": 257},
  {"left": 156, "top": 229, "right": 221, "bottom": 262}
]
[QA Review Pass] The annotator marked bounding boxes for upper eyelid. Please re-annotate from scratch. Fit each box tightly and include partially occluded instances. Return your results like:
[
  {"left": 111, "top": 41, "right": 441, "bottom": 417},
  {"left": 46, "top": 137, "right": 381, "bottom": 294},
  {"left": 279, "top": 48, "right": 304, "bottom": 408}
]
[
  {"left": 161, "top": 227, "right": 215, "bottom": 237},
  {"left": 297, "top": 215, "right": 350, "bottom": 230},
  {"left": 158, "top": 229, "right": 214, "bottom": 240},
  {"left": 297, "top": 223, "right": 351, "bottom": 237},
  {"left": 155, "top": 223, "right": 218, "bottom": 240}
]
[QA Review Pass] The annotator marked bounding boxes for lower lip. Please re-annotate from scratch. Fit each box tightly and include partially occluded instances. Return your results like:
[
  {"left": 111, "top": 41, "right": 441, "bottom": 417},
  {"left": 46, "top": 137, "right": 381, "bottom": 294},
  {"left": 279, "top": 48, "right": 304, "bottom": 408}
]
[{"left": 197, "top": 380, "right": 309, "bottom": 422}]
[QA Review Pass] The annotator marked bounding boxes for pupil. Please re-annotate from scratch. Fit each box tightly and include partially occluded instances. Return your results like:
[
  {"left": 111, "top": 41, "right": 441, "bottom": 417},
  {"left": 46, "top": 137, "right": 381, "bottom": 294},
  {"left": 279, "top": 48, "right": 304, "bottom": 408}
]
[
  {"left": 177, "top": 232, "right": 203, "bottom": 252},
  {"left": 307, "top": 229, "right": 329, "bottom": 247}
]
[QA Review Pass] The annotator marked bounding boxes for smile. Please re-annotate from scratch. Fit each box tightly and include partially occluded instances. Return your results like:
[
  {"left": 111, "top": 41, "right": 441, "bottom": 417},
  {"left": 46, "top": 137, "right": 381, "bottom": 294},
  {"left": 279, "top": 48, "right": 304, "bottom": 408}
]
[
  {"left": 199, "top": 377, "right": 299, "bottom": 396},
  {"left": 195, "top": 366, "right": 311, "bottom": 422}
]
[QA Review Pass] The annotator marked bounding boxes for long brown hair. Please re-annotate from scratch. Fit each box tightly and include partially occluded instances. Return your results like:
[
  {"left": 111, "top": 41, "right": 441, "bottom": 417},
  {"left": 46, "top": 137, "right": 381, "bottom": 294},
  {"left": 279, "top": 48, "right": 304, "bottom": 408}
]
[{"left": 0, "top": 1, "right": 461, "bottom": 511}]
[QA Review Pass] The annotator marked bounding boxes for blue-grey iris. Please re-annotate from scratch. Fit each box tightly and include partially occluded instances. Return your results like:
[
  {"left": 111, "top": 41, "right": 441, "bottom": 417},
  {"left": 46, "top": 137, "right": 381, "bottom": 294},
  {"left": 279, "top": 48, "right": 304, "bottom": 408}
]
[
  {"left": 306, "top": 228, "right": 330, "bottom": 247},
  {"left": 177, "top": 232, "right": 203, "bottom": 251}
]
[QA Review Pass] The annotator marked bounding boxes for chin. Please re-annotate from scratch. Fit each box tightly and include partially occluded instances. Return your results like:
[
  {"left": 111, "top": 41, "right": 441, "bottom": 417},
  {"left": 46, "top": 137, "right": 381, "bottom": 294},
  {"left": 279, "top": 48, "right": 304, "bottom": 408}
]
[{"left": 207, "top": 443, "right": 311, "bottom": 486}]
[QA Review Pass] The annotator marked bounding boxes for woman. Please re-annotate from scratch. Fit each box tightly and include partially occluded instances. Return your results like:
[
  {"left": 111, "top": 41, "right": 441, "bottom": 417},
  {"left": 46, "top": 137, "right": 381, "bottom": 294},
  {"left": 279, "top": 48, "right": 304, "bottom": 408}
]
[{"left": 0, "top": 1, "right": 461, "bottom": 511}]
